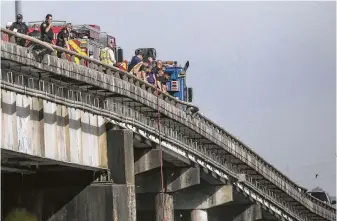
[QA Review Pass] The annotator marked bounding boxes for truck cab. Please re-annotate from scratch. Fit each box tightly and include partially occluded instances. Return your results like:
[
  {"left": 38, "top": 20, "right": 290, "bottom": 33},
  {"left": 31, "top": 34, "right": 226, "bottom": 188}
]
[
  {"left": 134, "top": 48, "right": 193, "bottom": 103},
  {"left": 163, "top": 61, "right": 193, "bottom": 102}
]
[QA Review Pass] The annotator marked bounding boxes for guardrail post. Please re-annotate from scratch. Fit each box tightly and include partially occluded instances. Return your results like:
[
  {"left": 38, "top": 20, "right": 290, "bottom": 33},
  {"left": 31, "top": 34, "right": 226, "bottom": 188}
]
[
  {"left": 51, "top": 51, "right": 57, "bottom": 57},
  {"left": 9, "top": 35, "right": 16, "bottom": 43},
  {"left": 68, "top": 90, "right": 73, "bottom": 100},
  {"left": 76, "top": 91, "right": 82, "bottom": 102},
  {"left": 6, "top": 72, "right": 13, "bottom": 83},
  {"left": 103, "top": 99, "right": 109, "bottom": 110},
  {"left": 28, "top": 78, "right": 34, "bottom": 89},
  {"left": 58, "top": 87, "right": 64, "bottom": 98},
  {"left": 49, "top": 83, "right": 55, "bottom": 95},
  {"left": 17, "top": 75, "right": 24, "bottom": 86},
  {"left": 39, "top": 80, "right": 45, "bottom": 92},
  {"left": 94, "top": 97, "right": 99, "bottom": 108},
  {"left": 60, "top": 52, "right": 67, "bottom": 59}
]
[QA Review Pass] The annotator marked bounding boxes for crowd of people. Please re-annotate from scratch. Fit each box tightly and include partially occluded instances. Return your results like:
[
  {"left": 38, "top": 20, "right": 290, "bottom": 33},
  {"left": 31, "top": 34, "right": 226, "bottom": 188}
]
[
  {"left": 126, "top": 52, "right": 177, "bottom": 93},
  {"left": 5, "top": 13, "right": 175, "bottom": 94}
]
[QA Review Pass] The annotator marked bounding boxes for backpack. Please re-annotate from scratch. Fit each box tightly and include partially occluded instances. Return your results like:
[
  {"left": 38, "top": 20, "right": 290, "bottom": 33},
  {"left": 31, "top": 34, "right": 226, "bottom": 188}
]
[{"left": 100, "top": 48, "right": 111, "bottom": 64}]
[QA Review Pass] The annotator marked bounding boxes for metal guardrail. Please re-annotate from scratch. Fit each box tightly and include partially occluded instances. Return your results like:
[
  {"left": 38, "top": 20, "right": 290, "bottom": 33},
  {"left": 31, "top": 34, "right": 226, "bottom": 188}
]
[{"left": 1, "top": 28, "right": 335, "bottom": 220}]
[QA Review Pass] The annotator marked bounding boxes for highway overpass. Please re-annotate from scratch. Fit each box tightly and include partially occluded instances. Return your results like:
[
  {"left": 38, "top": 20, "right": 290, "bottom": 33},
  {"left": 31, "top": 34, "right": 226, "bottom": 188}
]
[{"left": 1, "top": 29, "right": 336, "bottom": 221}]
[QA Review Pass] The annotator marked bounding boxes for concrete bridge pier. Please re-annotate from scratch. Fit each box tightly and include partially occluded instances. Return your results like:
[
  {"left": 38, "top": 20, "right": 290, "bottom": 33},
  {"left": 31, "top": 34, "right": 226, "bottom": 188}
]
[
  {"left": 135, "top": 145, "right": 202, "bottom": 221},
  {"left": 191, "top": 210, "right": 208, "bottom": 221},
  {"left": 155, "top": 193, "right": 174, "bottom": 221},
  {"left": 107, "top": 129, "right": 136, "bottom": 221}
]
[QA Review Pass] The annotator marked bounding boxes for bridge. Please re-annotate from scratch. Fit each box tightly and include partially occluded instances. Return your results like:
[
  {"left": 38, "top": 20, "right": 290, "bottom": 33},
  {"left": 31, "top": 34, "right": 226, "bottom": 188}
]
[{"left": 1, "top": 28, "right": 336, "bottom": 221}]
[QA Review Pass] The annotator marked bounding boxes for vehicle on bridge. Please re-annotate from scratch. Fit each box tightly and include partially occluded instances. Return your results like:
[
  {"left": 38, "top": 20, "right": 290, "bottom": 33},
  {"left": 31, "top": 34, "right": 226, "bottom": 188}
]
[
  {"left": 307, "top": 187, "right": 336, "bottom": 205},
  {"left": 23, "top": 21, "right": 123, "bottom": 66},
  {"left": 164, "top": 61, "right": 193, "bottom": 102}
]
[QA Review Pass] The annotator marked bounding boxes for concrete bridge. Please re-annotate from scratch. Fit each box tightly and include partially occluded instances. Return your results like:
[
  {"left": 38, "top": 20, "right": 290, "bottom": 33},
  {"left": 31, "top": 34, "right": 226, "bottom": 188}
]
[{"left": 1, "top": 30, "right": 336, "bottom": 221}]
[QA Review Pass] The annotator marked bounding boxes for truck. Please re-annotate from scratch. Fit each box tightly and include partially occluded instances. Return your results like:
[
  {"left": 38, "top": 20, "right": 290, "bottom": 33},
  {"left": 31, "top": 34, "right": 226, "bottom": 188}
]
[{"left": 25, "top": 21, "right": 123, "bottom": 65}]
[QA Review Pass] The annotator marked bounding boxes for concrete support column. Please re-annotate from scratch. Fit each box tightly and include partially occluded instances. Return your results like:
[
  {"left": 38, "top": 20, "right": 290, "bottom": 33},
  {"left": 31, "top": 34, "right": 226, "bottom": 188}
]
[
  {"left": 191, "top": 209, "right": 208, "bottom": 221},
  {"left": 107, "top": 129, "right": 136, "bottom": 221},
  {"left": 155, "top": 193, "right": 174, "bottom": 221}
]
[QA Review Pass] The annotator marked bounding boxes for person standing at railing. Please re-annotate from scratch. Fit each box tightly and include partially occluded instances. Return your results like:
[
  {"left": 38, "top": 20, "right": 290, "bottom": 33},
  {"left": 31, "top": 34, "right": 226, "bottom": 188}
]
[
  {"left": 56, "top": 23, "right": 71, "bottom": 58},
  {"left": 26, "top": 24, "right": 41, "bottom": 48},
  {"left": 100, "top": 39, "right": 116, "bottom": 65},
  {"left": 9, "top": 14, "right": 28, "bottom": 47},
  {"left": 40, "top": 14, "right": 54, "bottom": 44},
  {"left": 28, "top": 24, "right": 41, "bottom": 40}
]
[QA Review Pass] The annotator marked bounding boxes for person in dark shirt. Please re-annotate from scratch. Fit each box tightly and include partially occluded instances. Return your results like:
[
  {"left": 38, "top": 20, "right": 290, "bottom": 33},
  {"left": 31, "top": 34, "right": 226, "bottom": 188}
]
[
  {"left": 146, "top": 67, "right": 157, "bottom": 86},
  {"left": 28, "top": 24, "right": 40, "bottom": 40},
  {"left": 128, "top": 52, "right": 144, "bottom": 72},
  {"left": 40, "top": 14, "right": 54, "bottom": 43},
  {"left": 9, "top": 14, "right": 28, "bottom": 46},
  {"left": 56, "top": 23, "right": 71, "bottom": 51},
  {"left": 27, "top": 24, "right": 41, "bottom": 49}
]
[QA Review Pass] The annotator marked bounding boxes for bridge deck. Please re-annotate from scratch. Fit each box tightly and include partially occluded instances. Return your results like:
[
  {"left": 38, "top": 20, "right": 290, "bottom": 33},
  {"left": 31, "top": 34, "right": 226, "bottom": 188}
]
[{"left": 1, "top": 34, "right": 335, "bottom": 221}]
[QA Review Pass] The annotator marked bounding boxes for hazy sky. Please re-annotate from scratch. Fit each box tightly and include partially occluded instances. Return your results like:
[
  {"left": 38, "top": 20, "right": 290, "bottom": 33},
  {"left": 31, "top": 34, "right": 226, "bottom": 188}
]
[{"left": 1, "top": 1, "right": 336, "bottom": 195}]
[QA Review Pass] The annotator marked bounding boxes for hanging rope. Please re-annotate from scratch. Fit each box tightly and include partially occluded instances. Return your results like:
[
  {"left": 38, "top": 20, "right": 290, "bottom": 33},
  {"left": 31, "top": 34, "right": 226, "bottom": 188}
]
[{"left": 155, "top": 81, "right": 166, "bottom": 221}]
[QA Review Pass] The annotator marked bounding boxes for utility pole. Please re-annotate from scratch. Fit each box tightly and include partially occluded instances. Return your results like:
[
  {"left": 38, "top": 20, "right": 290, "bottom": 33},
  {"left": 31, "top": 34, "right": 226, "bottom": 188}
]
[{"left": 15, "top": 0, "right": 22, "bottom": 16}]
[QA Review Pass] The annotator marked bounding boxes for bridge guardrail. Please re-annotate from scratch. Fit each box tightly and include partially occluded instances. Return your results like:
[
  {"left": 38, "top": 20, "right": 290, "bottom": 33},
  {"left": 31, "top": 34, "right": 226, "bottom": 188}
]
[{"left": 1, "top": 28, "right": 335, "bottom": 220}]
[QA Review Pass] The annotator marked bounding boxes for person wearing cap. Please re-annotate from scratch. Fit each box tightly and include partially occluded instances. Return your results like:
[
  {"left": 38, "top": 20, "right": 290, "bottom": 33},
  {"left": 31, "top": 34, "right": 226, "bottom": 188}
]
[
  {"left": 40, "top": 14, "right": 54, "bottom": 44},
  {"left": 128, "top": 51, "right": 144, "bottom": 72},
  {"left": 9, "top": 14, "right": 28, "bottom": 46}
]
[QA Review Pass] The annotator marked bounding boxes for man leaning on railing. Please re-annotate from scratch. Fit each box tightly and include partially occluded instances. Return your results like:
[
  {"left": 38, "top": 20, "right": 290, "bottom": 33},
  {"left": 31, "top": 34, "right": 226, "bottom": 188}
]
[{"left": 56, "top": 23, "right": 72, "bottom": 58}]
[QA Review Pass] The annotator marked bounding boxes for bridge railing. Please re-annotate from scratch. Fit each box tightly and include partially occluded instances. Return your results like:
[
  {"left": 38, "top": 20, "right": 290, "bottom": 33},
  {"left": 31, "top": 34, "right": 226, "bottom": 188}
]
[{"left": 1, "top": 28, "right": 335, "bottom": 220}]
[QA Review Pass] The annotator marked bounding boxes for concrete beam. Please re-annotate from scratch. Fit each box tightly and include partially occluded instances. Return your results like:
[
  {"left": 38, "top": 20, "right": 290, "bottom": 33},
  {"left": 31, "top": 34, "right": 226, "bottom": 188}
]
[
  {"left": 209, "top": 203, "right": 263, "bottom": 221},
  {"left": 191, "top": 210, "right": 208, "bottom": 221},
  {"left": 136, "top": 167, "right": 200, "bottom": 193},
  {"left": 173, "top": 184, "right": 234, "bottom": 210},
  {"left": 200, "top": 167, "right": 225, "bottom": 185},
  {"left": 134, "top": 149, "right": 161, "bottom": 175},
  {"left": 233, "top": 204, "right": 263, "bottom": 221}
]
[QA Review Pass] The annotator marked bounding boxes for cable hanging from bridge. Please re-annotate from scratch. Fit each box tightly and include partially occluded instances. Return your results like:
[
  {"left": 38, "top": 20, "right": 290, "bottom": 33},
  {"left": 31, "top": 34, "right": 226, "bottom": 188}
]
[{"left": 155, "top": 81, "right": 166, "bottom": 221}]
